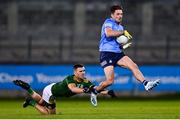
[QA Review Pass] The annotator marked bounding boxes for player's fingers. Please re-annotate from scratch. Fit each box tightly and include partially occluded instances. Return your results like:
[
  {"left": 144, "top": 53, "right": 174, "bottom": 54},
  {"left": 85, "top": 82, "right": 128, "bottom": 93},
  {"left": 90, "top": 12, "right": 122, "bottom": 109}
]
[
  {"left": 123, "top": 42, "right": 132, "bottom": 49},
  {"left": 129, "top": 35, "right": 132, "bottom": 39}
]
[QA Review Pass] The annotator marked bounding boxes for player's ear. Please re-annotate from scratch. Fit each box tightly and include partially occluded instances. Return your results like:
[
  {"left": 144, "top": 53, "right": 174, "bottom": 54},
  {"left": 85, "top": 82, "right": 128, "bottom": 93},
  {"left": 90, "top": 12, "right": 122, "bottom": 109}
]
[
  {"left": 111, "top": 13, "right": 113, "bottom": 18},
  {"left": 73, "top": 69, "right": 77, "bottom": 75}
]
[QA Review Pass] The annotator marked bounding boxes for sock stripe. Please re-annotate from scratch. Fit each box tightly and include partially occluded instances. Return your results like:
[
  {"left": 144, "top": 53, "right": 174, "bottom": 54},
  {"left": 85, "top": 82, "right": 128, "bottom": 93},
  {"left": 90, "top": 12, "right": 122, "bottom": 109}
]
[
  {"left": 142, "top": 80, "right": 148, "bottom": 86},
  {"left": 27, "top": 88, "right": 34, "bottom": 95}
]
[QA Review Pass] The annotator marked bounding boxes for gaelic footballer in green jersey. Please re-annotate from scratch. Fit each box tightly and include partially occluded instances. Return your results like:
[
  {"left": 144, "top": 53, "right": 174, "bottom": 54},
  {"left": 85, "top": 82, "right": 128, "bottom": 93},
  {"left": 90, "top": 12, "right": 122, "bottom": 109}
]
[
  {"left": 13, "top": 64, "right": 116, "bottom": 115},
  {"left": 51, "top": 75, "right": 94, "bottom": 97}
]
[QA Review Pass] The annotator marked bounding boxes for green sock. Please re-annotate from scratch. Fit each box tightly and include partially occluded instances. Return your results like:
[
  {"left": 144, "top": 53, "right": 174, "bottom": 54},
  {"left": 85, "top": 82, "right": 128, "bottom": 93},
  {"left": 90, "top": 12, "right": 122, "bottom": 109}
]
[
  {"left": 29, "top": 99, "right": 36, "bottom": 107},
  {"left": 27, "top": 88, "right": 34, "bottom": 95}
]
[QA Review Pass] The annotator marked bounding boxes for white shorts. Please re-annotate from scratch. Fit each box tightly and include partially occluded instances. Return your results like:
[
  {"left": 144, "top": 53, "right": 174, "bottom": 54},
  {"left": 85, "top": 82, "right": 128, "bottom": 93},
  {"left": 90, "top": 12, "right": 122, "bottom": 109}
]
[{"left": 42, "top": 83, "right": 55, "bottom": 104}]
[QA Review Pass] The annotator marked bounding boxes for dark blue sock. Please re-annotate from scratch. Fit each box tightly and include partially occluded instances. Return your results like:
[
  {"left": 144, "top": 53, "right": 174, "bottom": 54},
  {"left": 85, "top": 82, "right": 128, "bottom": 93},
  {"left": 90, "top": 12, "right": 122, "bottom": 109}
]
[{"left": 142, "top": 80, "right": 148, "bottom": 86}]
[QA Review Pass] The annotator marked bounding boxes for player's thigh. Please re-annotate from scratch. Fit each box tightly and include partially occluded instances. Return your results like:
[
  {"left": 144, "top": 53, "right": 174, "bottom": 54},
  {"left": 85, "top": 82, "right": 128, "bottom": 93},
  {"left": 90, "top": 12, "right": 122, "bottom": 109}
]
[
  {"left": 42, "top": 83, "right": 55, "bottom": 104},
  {"left": 104, "top": 65, "right": 115, "bottom": 82},
  {"left": 117, "top": 56, "right": 137, "bottom": 70},
  {"left": 41, "top": 99, "right": 56, "bottom": 114},
  {"left": 38, "top": 98, "right": 44, "bottom": 105}
]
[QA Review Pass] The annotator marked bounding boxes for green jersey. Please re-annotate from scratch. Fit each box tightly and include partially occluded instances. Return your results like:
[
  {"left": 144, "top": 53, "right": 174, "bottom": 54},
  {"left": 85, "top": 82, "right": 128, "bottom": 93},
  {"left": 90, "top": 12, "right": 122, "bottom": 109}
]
[{"left": 51, "top": 75, "right": 93, "bottom": 97}]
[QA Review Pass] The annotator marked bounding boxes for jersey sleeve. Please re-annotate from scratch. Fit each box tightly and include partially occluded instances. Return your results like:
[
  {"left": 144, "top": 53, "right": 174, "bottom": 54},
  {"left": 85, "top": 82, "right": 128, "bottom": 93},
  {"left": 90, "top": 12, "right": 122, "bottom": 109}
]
[
  {"left": 104, "top": 21, "right": 113, "bottom": 29},
  {"left": 103, "top": 19, "right": 113, "bottom": 37}
]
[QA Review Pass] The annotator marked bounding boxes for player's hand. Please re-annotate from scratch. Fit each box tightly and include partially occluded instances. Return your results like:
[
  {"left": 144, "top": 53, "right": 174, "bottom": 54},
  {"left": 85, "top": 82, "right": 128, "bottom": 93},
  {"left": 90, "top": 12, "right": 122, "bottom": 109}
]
[
  {"left": 124, "top": 30, "right": 132, "bottom": 39},
  {"left": 89, "top": 85, "right": 98, "bottom": 94},
  {"left": 83, "top": 85, "right": 98, "bottom": 94},
  {"left": 123, "top": 42, "right": 132, "bottom": 49},
  {"left": 83, "top": 87, "right": 91, "bottom": 93}
]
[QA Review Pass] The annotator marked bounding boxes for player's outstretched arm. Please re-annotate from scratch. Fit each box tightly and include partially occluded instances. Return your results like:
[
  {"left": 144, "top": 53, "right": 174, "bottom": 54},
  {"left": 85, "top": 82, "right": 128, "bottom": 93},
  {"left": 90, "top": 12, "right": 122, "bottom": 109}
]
[{"left": 68, "top": 83, "right": 84, "bottom": 93}]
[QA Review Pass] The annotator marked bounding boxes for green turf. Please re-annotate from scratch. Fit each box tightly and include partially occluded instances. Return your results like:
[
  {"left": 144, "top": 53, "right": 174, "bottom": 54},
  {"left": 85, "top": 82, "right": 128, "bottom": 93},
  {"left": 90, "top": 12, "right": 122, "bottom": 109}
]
[{"left": 0, "top": 97, "right": 180, "bottom": 119}]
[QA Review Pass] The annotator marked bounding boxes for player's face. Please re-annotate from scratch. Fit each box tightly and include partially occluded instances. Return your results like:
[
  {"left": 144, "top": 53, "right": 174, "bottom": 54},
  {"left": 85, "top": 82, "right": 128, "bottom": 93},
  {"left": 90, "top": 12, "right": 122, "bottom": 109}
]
[
  {"left": 74, "top": 67, "right": 86, "bottom": 79},
  {"left": 111, "top": 9, "right": 123, "bottom": 23}
]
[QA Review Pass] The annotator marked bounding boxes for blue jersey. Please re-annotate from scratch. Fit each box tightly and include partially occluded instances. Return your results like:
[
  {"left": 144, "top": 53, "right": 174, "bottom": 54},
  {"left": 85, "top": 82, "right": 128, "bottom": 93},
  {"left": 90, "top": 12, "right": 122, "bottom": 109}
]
[{"left": 99, "top": 18, "right": 124, "bottom": 53}]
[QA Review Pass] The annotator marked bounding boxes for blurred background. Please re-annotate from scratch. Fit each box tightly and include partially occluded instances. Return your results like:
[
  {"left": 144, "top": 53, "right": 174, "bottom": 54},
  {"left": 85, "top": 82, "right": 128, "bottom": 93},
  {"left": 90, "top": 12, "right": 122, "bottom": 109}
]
[{"left": 0, "top": 0, "right": 180, "bottom": 97}]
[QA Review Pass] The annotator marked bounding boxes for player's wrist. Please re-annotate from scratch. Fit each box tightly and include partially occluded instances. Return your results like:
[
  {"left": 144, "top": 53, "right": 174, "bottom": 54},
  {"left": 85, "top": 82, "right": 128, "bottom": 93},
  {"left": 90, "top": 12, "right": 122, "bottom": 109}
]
[
  {"left": 118, "top": 30, "right": 124, "bottom": 36},
  {"left": 83, "top": 87, "right": 89, "bottom": 93},
  {"left": 89, "top": 85, "right": 98, "bottom": 94}
]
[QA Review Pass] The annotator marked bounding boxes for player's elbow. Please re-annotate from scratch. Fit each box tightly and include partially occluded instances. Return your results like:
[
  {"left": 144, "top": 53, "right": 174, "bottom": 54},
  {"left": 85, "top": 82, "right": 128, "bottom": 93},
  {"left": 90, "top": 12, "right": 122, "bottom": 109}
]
[
  {"left": 106, "top": 33, "right": 111, "bottom": 37},
  {"left": 105, "top": 30, "right": 112, "bottom": 37}
]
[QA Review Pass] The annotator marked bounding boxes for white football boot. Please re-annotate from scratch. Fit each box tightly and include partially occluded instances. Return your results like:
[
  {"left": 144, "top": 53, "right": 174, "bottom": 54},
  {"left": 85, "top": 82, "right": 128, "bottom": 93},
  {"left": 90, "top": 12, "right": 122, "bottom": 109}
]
[
  {"left": 144, "top": 79, "right": 160, "bottom": 91},
  {"left": 90, "top": 92, "right": 97, "bottom": 107}
]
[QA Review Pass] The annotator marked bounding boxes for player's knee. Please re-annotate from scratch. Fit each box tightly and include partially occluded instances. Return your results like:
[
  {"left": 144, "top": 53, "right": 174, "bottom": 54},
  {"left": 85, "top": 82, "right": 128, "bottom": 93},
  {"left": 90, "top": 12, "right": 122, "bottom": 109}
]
[
  {"left": 40, "top": 110, "right": 49, "bottom": 115},
  {"left": 31, "top": 93, "right": 37, "bottom": 98},
  {"left": 42, "top": 108, "right": 55, "bottom": 115}
]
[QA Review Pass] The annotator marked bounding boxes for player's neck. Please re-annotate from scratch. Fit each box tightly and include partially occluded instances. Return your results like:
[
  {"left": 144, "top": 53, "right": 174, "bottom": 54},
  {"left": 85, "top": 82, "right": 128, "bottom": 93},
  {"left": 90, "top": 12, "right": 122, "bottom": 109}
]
[
  {"left": 110, "top": 18, "right": 121, "bottom": 24},
  {"left": 74, "top": 76, "right": 83, "bottom": 82}
]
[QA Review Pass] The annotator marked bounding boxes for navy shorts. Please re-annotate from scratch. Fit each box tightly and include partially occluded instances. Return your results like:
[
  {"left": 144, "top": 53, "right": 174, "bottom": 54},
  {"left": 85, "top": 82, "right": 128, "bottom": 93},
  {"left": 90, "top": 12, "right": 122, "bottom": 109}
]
[{"left": 100, "top": 51, "right": 125, "bottom": 68}]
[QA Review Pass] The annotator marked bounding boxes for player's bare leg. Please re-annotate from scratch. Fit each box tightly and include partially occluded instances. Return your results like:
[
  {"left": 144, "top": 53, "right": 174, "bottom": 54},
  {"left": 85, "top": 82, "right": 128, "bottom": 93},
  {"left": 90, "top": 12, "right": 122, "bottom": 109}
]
[
  {"left": 117, "top": 56, "right": 160, "bottom": 91},
  {"left": 34, "top": 99, "right": 56, "bottom": 115},
  {"left": 117, "top": 56, "right": 145, "bottom": 82},
  {"left": 23, "top": 97, "right": 56, "bottom": 115},
  {"left": 13, "top": 80, "right": 42, "bottom": 102},
  {"left": 13, "top": 80, "right": 57, "bottom": 114},
  {"left": 100, "top": 89, "right": 117, "bottom": 98},
  {"left": 31, "top": 92, "right": 42, "bottom": 102},
  {"left": 33, "top": 104, "right": 54, "bottom": 115},
  {"left": 34, "top": 104, "right": 49, "bottom": 115},
  {"left": 96, "top": 66, "right": 114, "bottom": 91}
]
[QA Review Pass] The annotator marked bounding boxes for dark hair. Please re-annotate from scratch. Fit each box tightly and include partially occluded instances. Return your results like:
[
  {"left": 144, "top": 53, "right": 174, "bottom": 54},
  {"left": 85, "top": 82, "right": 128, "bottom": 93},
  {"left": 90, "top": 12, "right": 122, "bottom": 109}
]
[
  {"left": 73, "top": 64, "right": 84, "bottom": 70},
  {"left": 110, "top": 5, "right": 123, "bottom": 14}
]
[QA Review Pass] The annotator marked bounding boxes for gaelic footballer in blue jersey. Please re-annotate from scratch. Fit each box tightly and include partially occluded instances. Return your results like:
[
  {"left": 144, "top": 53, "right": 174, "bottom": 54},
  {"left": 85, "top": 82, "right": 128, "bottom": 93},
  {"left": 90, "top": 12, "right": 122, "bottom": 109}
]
[{"left": 96, "top": 5, "right": 160, "bottom": 92}]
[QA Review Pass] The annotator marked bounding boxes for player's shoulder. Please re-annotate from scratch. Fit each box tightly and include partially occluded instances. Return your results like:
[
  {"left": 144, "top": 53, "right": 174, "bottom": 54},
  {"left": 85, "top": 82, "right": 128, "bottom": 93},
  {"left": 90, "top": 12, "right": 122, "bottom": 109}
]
[
  {"left": 65, "top": 75, "right": 74, "bottom": 80},
  {"left": 104, "top": 18, "right": 114, "bottom": 23},
  {"left": 103, "top": 18, "right": 116, "bottom": 28},
  {"left": 64, "top": 75, "right": 76, "bottom": 84}
]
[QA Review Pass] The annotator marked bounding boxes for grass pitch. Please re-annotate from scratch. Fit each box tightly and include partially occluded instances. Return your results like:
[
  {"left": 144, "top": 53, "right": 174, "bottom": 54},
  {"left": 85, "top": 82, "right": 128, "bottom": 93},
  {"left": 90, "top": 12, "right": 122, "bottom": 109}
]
[{"left": 0, "top": 97, "right": 180, "bottom": 119}]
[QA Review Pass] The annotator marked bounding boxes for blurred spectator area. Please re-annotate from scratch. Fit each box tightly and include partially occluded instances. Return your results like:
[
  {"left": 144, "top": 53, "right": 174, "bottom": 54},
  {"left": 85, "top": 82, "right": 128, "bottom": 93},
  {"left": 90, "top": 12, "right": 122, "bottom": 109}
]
[{"left": 0, "top": 0, "right": 180, "bottom": 64}]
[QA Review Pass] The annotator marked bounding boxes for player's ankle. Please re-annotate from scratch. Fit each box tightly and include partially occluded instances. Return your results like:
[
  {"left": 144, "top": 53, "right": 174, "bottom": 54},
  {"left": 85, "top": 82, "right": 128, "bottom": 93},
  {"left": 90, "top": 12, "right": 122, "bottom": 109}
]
[
  {"left": 29, "top": 99, "right": 37, "bottom": 107},
  {"left": 142, "top": 80, "right": 148, "bottom": 86},
  {"left": 92, "top": 87, "right": 98, "bottom": 94}
]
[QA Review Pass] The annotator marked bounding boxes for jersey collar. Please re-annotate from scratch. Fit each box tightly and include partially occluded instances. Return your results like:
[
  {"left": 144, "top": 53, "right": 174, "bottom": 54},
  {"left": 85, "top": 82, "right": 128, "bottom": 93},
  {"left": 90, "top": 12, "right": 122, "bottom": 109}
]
[
  {"left": 73, "top": 75, "right": 84, "bottom": 83},
  {"left": 110, "top": 18, "right": 121, "bottom": 25}
]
